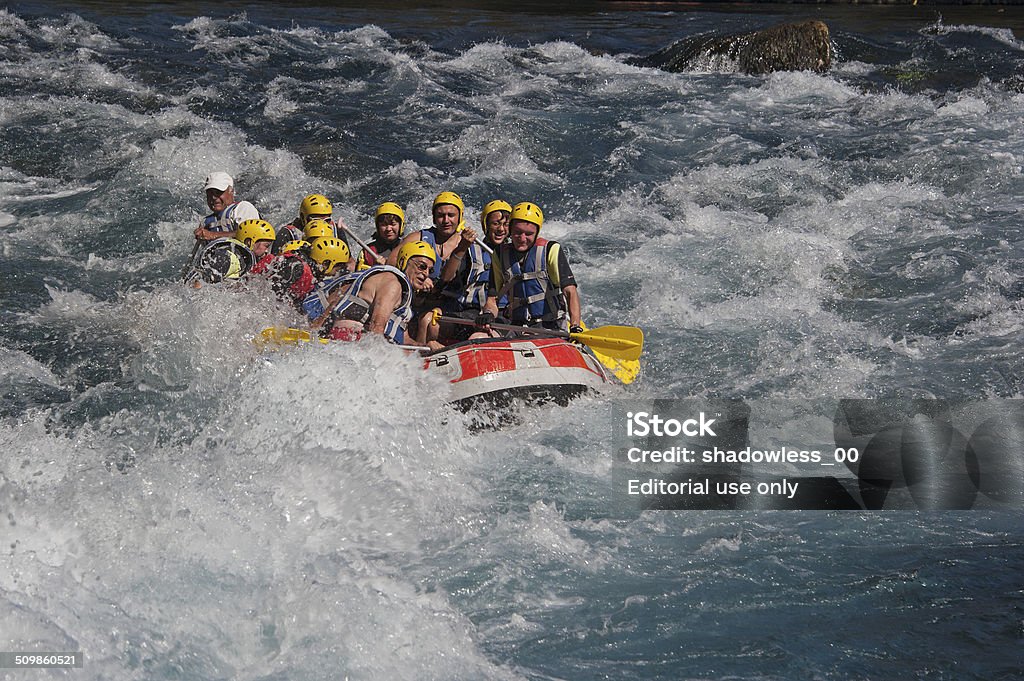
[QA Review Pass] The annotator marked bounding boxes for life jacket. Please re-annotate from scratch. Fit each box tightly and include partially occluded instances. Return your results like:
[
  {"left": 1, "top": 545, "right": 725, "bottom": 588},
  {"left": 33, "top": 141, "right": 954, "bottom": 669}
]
[
  {"left": 492, "top": 238, "right": 566, "bottom": 327},
  {"left": 276, "top": 252, "right": 316, "bottom": 300},
  {"left": 417, "top": 228, "right": 445, "bottom": 281},
  {"left": 300, "top": 265, "right": 413, "bottom": 343},
  {"left": 194, "top": 237, "right": 255, "bottom": 282},
  {"left": 249, "top": 252, "right": 277, "bottom": 275},
  {"left": 356, "top": 238, "right": 398, "bottom": 271},
  {"left": 201, "top": 202, "right": 245, "bottom": 233},
  {"left": 247, "top": 251, "right": 314, "bottom": 302},
  {"left": 440, "top": 241, "right": 496, "bottom": 313}
]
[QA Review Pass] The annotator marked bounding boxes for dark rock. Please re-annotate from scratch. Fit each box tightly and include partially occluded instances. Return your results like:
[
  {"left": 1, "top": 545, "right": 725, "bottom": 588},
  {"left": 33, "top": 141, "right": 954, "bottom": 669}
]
[{"left": 630, "top": 20, "right": 832, "bottom": 75}]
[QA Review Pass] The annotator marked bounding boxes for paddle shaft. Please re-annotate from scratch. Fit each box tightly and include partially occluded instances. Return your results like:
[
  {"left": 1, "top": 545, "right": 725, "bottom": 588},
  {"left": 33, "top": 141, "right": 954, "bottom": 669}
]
[
  {"left": 451, "top": 225, "right": 494, "bottom": 255},
  {"left": 180, "top": 239, "right": 202, "bottom": 281},
  {"left": 438, "top": 315, "right": 643, "bottom": 360},
  {"left": 395, "top": 344, "right": 430, "bottom": 353},
  {"left": 261, "top": 326, "right": 429, "bottom": 353},
  {"left": 260, "top": 324, "right": 640, "bottom": 382},
  {"left": 336, "top": 219, "right": 386, "bottom": 265},
  {"left": 439, "top": 315, "right": 568, "bottom": 338}
]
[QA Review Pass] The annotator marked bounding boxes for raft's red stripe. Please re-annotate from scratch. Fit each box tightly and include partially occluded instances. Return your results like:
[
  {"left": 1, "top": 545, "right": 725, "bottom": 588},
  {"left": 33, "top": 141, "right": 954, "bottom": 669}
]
[
  {"left": 457, "top": 341, "right": 516, "bottom": 380},
  {"left": 538, "top": 340, "right": 589, "bottom": 370}
]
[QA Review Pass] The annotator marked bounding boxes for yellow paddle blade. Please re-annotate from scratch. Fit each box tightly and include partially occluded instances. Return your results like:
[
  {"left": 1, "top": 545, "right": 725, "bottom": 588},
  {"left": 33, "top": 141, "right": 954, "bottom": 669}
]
[
  {"left": 592, "top": 351, "right": 641, "bottom": 385},
  {"left": 255, "top": 326, "right": 328, "bottom": 349},
  {"left": 570, "top": 325, "right": 644, "bottom": 361}
]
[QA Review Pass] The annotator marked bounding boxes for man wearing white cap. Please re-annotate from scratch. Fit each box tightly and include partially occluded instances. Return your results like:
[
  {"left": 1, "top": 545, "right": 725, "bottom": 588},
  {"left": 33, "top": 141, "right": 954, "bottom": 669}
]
[{"left": 193, "top": 171, "right": 261, "bottom": 242}]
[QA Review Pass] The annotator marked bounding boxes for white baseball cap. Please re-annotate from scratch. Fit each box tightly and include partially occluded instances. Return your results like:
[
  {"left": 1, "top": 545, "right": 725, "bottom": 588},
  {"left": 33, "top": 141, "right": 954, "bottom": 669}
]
[{"left": 204, "top": 172, "right": 234, "bottom": 191}]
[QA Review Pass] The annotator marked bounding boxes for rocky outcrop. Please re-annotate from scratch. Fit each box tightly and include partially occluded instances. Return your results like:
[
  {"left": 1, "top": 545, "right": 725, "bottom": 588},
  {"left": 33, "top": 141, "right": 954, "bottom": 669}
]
[{"left": 630, "top": 20, "right": 832, "bottom": 75}]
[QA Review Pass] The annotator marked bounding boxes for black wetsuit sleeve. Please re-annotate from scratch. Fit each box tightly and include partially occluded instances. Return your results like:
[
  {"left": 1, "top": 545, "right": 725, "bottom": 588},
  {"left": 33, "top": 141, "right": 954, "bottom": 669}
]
[{"left": 556, "top": 245, "right": 577, "bottom": 289}]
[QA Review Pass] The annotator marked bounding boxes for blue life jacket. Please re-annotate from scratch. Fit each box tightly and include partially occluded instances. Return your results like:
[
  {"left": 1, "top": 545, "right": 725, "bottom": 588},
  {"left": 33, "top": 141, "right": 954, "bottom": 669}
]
[
  {"left": 440, "top": 242, "right": 501, "bottom": 313},
  {"left": 301, "top": 265, "right": 413, "bottom": 343},
  {"left": 417, "top": 228, "right": 445, "bottom": 281},
  {"left": 493, "top": 238, "right": 567, "bottom": 328},
  {"left": 201, "top": 202, "right": 244, "bottom": 233}
]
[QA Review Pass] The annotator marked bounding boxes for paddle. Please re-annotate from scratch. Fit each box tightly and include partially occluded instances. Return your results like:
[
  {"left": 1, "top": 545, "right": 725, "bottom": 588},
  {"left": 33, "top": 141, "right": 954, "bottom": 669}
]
[
  {"left": 180, "top": 239, "right": 203, "bottom": 282},
  {"left": 439, "top": 316, "right": 641, "bottom": 358},
  {"left": 255, "top": 326, "right": 325, "bottom": 349},
  {"left": 521, "top": 323, "right": 642, "bottom": 385},
  {"left": 598, "top": 354, "right": 641, "bottom": 385},
  {"left": 336, "top": 218, "right": 386, "bottom": 265},
  {"left": 437, "top": 316, "right": 643, "bottom": 384},
  {"left": 454, "top": 227, "right": 493, "bottom": 255},
  {"left": 255, "top": 321, "right": 640, "bottom": 383},
  {"left": 256, "top": 326, "right": 431, "bottom": 354}
]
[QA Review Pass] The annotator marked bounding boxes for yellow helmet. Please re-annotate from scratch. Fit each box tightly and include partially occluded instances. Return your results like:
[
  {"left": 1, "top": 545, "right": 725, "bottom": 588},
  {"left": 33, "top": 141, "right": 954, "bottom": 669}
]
[
  {"left": 235, "top": 219, "right": 275, "bottom": 247},
  {"left": 303, "top": 218, "right": 334, "bottom": 242},
  {"left": 281, "top": 239, "right": 310, "bottom": 255},
  {"left": 480, "top": 199, "right": 512, "bottom": 229},
  {"left": 309, "top": 237, "right": 350, "bottom": 275},
  {"left": 395, "top": 240, "right": 437, "bottom": 271},
  {"left": 299, "top": 193, "right": 333, "bottom": 224},
  {"left": 510, "top": 202, "right": 544, "bottom": 231},
  {"left": 374, "top": 201, "right": 406, "bottom": 236},
  {"left": 432, "top": 191, "right": 464, "bottom": 226}
]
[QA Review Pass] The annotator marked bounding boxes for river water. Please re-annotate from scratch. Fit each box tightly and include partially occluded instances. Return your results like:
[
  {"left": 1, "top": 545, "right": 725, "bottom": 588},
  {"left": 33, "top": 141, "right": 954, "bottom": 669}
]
[{"left": 1, "top": 2, "right": 1022, "bottom": 679}]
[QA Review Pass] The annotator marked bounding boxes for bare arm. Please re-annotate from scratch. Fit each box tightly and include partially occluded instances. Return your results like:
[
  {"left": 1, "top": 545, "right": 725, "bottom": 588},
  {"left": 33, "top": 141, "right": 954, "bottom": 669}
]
[
  {"left": 193, "top": 226, "right": 222, "bottom": 241},
  {"left": 365, "top": 274, "right": 403, "bottom": 336},
  {"left": 440, "top": 229, "right": 475, "bottom": 284},
  {"left": 563, "top": 284, "right": 581, "bottom": 328}
]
